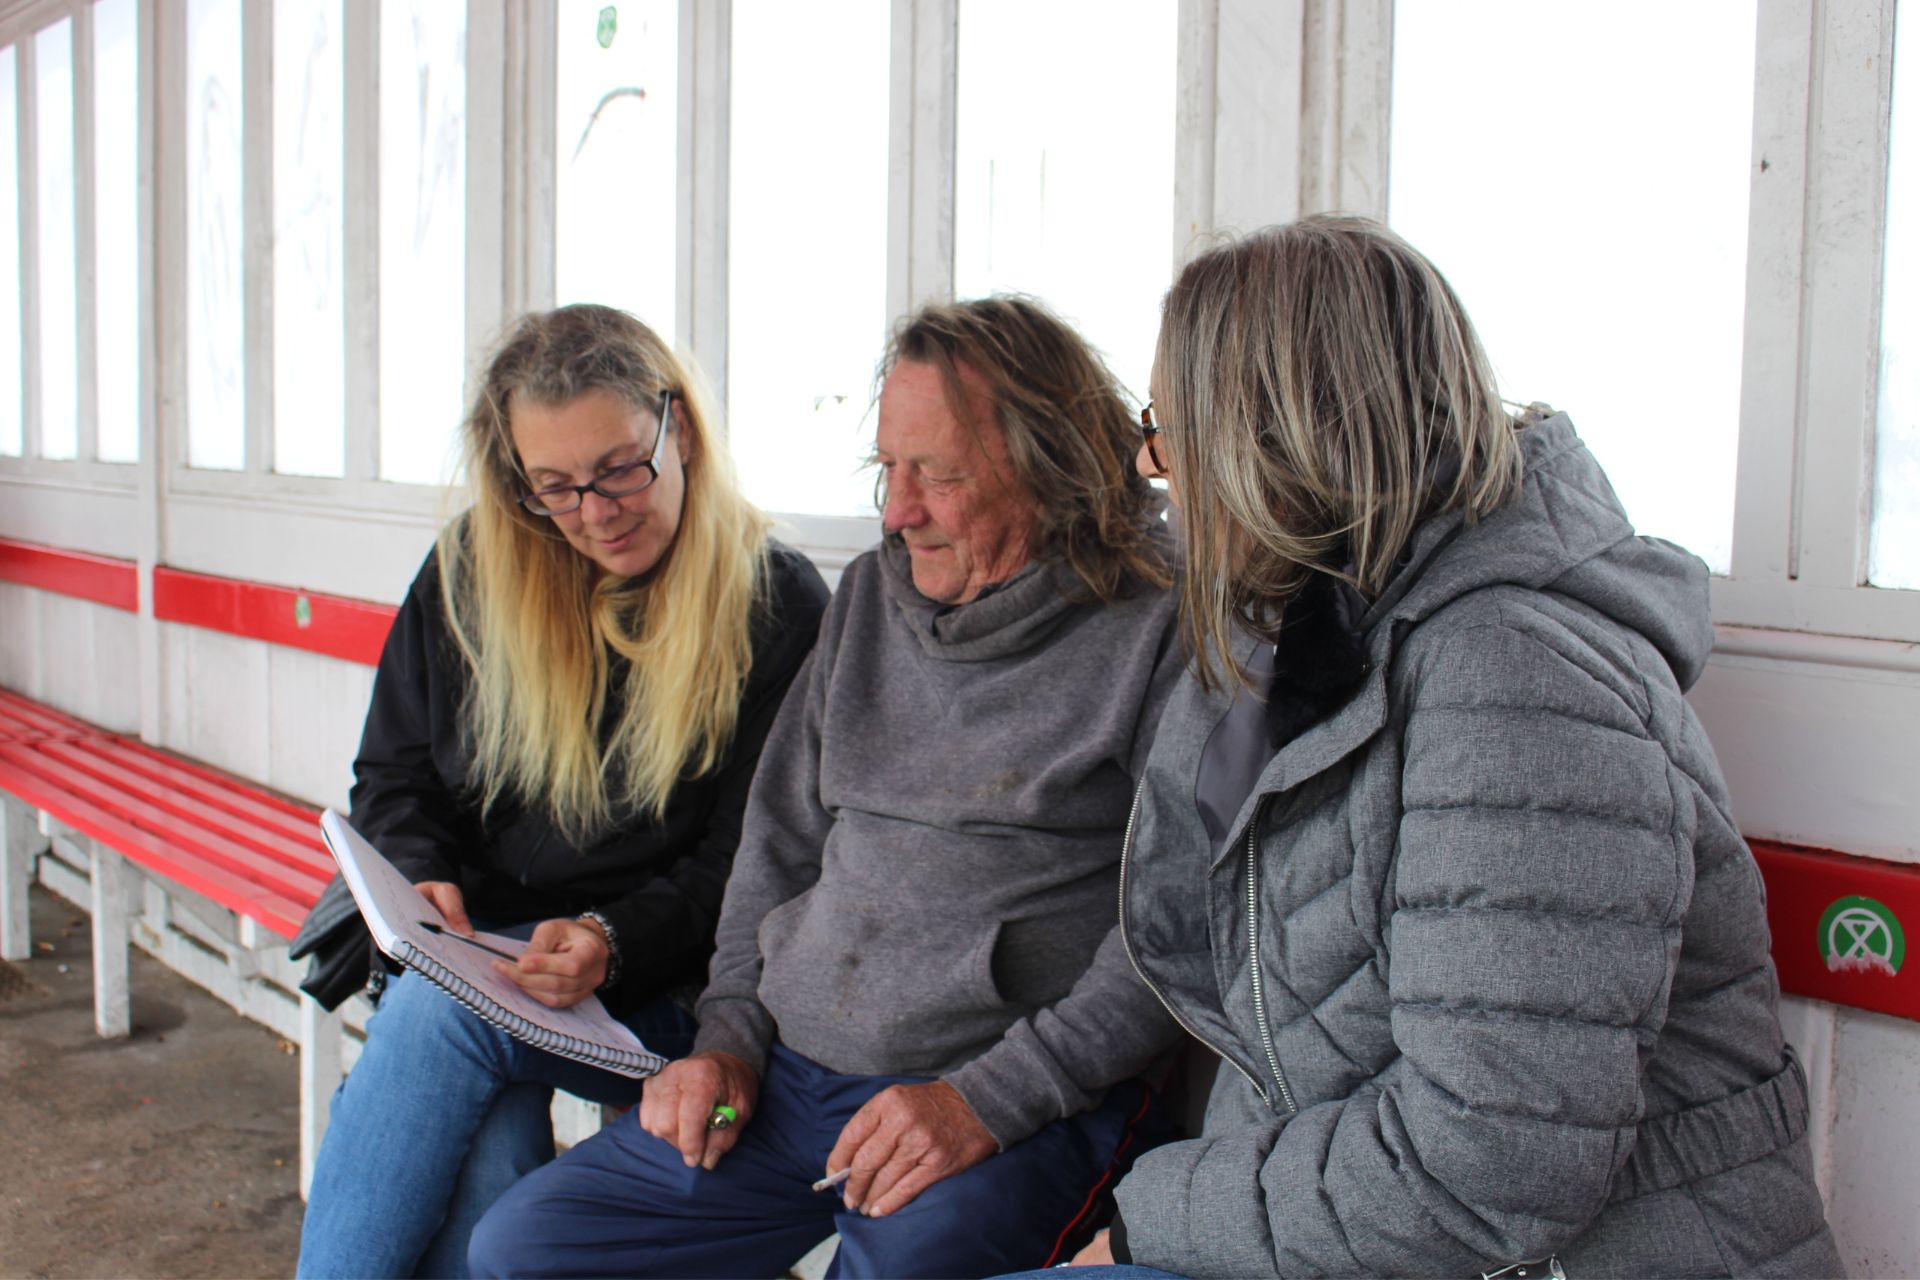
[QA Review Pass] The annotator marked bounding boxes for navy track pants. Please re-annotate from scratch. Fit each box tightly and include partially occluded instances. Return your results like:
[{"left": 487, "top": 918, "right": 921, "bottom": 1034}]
[{"left": 468, "top": 1041, "right": 1150, "bottom": 1279}]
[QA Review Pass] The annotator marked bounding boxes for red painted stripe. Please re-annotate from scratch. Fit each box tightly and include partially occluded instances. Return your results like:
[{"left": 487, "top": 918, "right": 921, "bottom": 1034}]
[
  {"left": 0, "top": 537, "right": 138, "bottom": 611},
  {"left": 1041, "top": 1085, "right": 1155, "bottom": 1268},
  {"left": 1753, "top": 838, "right": 1920, "bottom": 1023},
  {"left": 152, "top": 566, "right": 397, "bottom": 666}
]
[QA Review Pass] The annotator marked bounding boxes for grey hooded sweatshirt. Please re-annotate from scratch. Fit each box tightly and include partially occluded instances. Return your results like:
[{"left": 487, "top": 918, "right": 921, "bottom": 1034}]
[
  {"left": 1113, "top": 415, "right": 1842, "bottom": 1277},
  {"left": 694, "top": 535, "right": 1184, "bottom": 1145}
]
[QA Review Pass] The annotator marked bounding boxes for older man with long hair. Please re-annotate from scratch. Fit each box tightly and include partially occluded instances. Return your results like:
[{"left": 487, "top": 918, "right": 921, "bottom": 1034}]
[{"left": 470, "top": 296, "right": 1185, "bottom": 1279}]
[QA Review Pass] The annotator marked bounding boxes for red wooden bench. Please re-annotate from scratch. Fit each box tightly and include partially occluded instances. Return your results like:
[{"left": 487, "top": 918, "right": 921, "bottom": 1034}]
[{"left": 0, "top": 684, "right": 336, "bottom": 1185}]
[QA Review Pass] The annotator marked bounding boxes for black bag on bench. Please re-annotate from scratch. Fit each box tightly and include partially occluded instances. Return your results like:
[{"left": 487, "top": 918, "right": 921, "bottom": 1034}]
[{"left": 289, "top": 874, "right": 377, "bottom": 1011}]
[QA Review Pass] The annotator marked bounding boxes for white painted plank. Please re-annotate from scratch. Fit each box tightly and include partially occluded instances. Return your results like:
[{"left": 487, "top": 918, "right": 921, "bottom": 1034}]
[
  {"left": 1, "top": 799, "right": 45, "bottom": 960},
  {"left": 89, "top": 840, "right": 131, "bottom": 1037},
  {"left": 1825, "top": 1007, "right": 1920, "bottom": 1277},
  {"left": 1791, "top": 1, "right": 1897, "bottom": 590},
  {"left": 266, "top": 645, "right": 374, "bottom": 811},
  {"left": 299, "top": 995, "right": 345, "bottom": 1201}
]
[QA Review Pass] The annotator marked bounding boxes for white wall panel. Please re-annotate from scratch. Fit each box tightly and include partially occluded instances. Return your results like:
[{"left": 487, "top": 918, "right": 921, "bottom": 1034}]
[
  {"left": 36, "top": 593, "right": 139, "bottom": 731},
  {"left": 266, "top": 645, "right": 373, "bottom": 811},
  {"left": 1825, "top": 1007, "right": 1920, "bottom": 1276},
  {"left": 1776, "top": 995, "right": 1838, "bottom": 1203},
  {"left": 164, "top": 495, "right": 440, "bottom": 604},
  {"left": 162, "top": 620, "right": 271, "bottom": 782},
  {"left": 0, "top": 475, "right": 140, "bottom": 557},
  {"left": 0, "top": 584, "right": 45, "bottom": 692},
  {"left": 1688, "top": 653, "right": 1920, "bottom": 863}
]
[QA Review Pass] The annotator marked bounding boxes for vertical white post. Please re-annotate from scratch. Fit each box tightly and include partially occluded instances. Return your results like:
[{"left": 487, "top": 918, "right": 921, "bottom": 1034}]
[
  {"left": 298, "top": 995, "right": 343, "bottom": 1201},
  {"left": 1, "top": 801, "right": 43, "bottom": 960},
  {"left": 89, "top": 841, "right": 132, "bottom": 1037}
]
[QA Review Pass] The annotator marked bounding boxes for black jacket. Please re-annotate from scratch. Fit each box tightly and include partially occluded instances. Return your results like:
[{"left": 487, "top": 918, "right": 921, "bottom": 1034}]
[{"left": 347, "top": 537, "right": 829, "bottom": 1014}]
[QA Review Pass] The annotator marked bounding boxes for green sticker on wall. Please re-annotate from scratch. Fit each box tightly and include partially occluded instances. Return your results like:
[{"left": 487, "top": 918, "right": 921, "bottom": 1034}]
[
  {"left": 294, "top": 595, "right": 313, "bottom": 629},
  {"left": 597, "top": 6, "right": 618, "bottom": 48},
  {"left": 1817, "top": 896, "right": 1904, "bottom": 976}
]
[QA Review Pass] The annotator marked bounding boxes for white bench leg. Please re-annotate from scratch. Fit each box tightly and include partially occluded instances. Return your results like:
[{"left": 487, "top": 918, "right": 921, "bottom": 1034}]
[
  {"left": 89, "top": 842, "right": 131, "bottom": 1038},
  {"left": 299, "top": 996, "right": 344, "bottom": 1202},
  {"left": 1, "top": 799, "right": 44, "bottom": 961}
]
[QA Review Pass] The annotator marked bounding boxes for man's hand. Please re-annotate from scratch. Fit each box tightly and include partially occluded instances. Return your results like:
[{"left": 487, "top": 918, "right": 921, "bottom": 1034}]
[
  {"left": 1069, "top": 1229, "right": 1115, "bottom": 1267},
  {"left": 493, "top": 917, "right": 608, "bottom": 1009},
  {"left": 639, "top": 1052, "right": 761, "bottom": 1170},
  {"left": 414, "top": 881, "right": 472, "bottom": 934},
  {"left": 826, "top": 1080, "right": 997, "bottom": 1217}
]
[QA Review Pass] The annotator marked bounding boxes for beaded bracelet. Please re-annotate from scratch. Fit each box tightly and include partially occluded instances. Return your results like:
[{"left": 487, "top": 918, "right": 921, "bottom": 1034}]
[{"left": 576, "top": 909, "right": 623, "bottom": 991}]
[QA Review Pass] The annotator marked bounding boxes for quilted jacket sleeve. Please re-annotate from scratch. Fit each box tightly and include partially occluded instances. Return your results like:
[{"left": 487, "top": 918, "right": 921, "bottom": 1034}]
[{"left": 1114, "top": 604, "right": 1696, "bottom": 1278}]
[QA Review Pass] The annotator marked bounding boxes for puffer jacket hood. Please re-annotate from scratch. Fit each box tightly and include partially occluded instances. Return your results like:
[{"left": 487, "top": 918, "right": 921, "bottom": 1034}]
[{"left": 1372, "top": 410, "right": 1713, "bottom": 693}]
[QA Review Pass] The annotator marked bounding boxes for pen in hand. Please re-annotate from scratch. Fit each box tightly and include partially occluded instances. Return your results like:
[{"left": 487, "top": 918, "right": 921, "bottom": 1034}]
[{"left": 420, "top": 919, "right": 520, "bottom": 963}]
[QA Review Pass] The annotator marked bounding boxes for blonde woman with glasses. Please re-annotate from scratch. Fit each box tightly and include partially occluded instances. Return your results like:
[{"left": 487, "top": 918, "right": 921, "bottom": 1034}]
[
  {"left": 1050, "top": 218, "right": 1840, "bottom": 1279},
  {"left": 297, "top": 304, "right": 829, "bottom": 1279}
]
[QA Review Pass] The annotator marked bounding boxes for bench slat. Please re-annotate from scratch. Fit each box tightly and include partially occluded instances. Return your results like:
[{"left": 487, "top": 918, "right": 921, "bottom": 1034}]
[
  {"left": 0, "top": 754, "right": 312, "bottom": 937},
  {"left": 0, "top": 746, "right": 329, "bottom": 910},
  {"left": 80, "top": 737, "right": 321, "bottom": 839},
  {"left": 34, "top": 740, "right": 329, "bottom": 878}
]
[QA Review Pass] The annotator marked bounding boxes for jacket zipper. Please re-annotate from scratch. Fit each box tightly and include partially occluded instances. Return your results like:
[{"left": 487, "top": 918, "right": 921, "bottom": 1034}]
[
  {"left": 1117, "top": 781, "right": 1273, "bottom": 1109},
  {"left": 1244, "top": 797, "right": 1297, "bottom": 1115}
]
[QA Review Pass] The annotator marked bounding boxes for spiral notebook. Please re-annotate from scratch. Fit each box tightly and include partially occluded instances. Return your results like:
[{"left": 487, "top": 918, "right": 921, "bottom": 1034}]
[{"left": 318, "top": 808, "right": 666, "bottom": 1079}]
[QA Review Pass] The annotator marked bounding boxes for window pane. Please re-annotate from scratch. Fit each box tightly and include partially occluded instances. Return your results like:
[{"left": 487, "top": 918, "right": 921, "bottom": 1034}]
[
  {"left": 727, "top": 0, "right": 888, "bottom": 518},
  {"left": 1390, "top": 2, "right": 1755, "bottom": 574},
  {"left": 555, "top": 0, "right": 676, "bottom": 341},
  {"left": 0, "top": 46, "right": 20, "bottom": 457},
  {"left": 274, "top": 0, "right": 344, "bottom": 477},
  {"left": 35, "top": 19, "right": 78, "bottom": 460},
  {"left": 186, "top": 0, "right": 245, "bottom": 471},
  {"left": 954, "top": 0, "right": 1176, "bottom": 407},
  {"left": 1870, "top": 5, "right": 1919, "bottom": 590},
  {"left": 378, "top": 0, "right": 466, "bottom": 485},
  {"left": 94, "top": 0, "right": 138, "bottom": 464}
]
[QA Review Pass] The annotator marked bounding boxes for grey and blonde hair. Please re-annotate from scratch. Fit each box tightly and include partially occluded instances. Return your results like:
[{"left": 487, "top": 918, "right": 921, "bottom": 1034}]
[
  {"left": 438, "top": 304, "right": 770, "bottom": 843},
  {"left": 878, "top": 295, "right": 1172, "bottom": 603},
  {"left": 1155, "top": 216, "right": 1524, "bottom": 689}
]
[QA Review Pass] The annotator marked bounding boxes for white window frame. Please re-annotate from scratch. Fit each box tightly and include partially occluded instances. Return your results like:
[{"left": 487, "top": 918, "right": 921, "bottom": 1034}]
[{"left": 0, "top": 0, "right": 1911, "bottom": 639}]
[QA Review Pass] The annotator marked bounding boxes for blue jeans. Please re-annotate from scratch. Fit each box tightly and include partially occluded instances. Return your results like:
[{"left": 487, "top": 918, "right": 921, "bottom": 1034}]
[
  {"left": 468, "top": 1041, "right": 1151, "bottom": 1279},
  {"left": 296, "top": 954, "right": 695, "bottom": 1280}
]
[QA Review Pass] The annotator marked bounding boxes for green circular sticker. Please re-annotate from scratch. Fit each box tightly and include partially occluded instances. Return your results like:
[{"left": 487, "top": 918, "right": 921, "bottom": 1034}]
[
  {"left": 294, "top": 595, "right": 313, "bottom": 628},
  {"left": 1817, "top": 896, "right": 1904, "bottom": 976}
]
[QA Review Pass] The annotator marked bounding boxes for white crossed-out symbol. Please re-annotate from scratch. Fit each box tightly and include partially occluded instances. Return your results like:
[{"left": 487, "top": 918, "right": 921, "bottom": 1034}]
[{"left": 1829, "top": 908, "right": 1894, "bottom": 962}]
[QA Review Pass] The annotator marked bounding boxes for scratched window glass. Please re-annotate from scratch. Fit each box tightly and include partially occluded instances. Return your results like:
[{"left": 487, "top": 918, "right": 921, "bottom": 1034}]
[
  {"left": 36, "top": 19, "right": 78, "bottom": 460},
  {"left": 554, "top": 0, "right": 676, "bottom": 342},
  {"left": 186, "top": 0, "right": 245, "bottom": 470},
  {"left": 726, "top": 0, "right": 889, "bottom": 518},
  {"left": 274, "top": 0, "right": 346, "bottom": 477},
  {"left": 1870, "top": 6, "right": 1919, "bottom": 590},
  {"left": 0, "top": 45, "right": 20, "bottom": 457},
  {"left": 378, "top": 0, "right": 466, "bottom": 485},
  {"left": 953, "top": 0, "right": 1177, "bottom": 409},
  {"left": 94, "top": 0, "right": 139, "bottom": 463},
  {"left": 1391, "top": 1, "right": 1757, "bottom": 574}
]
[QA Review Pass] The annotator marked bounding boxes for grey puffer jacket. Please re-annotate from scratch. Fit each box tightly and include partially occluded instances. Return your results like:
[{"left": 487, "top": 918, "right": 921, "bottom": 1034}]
[{"left": 1113, "top": 416, "right": 1842, "bottom": 1278}]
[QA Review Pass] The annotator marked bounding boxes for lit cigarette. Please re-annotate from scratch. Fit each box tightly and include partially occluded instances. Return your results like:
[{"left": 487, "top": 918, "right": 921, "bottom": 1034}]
[{"left": 811, "top": 1168, "right": 852, "bottom": 1192}]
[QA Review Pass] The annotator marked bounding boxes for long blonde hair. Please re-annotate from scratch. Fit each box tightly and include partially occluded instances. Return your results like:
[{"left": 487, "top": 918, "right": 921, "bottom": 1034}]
[
  {"left": 1155, "top": 216, "right": 1524, "bottom": 690},
  {"left": 438, "top": 305, "right": 771, "bottom": 843}
]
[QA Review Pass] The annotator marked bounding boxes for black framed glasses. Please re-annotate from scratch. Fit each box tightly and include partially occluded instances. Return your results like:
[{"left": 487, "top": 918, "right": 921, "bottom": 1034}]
[
  {"left": 1140, "top": 401, "right": 1167, "bottom": 477},
  {"left": 517, "top": 389, "right": 676, "bottom": 516}
]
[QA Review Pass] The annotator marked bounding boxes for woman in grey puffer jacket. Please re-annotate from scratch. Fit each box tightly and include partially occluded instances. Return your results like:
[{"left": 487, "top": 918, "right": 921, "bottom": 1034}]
[{"left": 1071, "top": 218, "right": 1843, "bottom": 1279}]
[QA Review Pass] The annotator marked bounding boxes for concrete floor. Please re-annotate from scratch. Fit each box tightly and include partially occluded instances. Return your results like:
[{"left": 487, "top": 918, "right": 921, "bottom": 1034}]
[{"left": 0, "top": 884, "right": 305, "bottom": 1279}]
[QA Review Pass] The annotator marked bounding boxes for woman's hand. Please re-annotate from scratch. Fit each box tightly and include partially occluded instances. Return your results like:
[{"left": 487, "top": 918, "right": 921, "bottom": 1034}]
[
  {"left": 640, "top": 1051, "right": 762, "bottom": 1170},
  {"left": 494, "top": 917, "right": 609, "bottom": 1008},
  {"left": 414, "top": 880, "right": 473, "bottom": 934},
  {"left": 1069, "top": 1229, "right": 1115, "bottom": 1267}
]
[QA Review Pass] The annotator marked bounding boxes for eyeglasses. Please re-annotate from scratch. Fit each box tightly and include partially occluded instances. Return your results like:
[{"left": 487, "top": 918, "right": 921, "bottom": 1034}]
[
  {"left": 517, "top": 389, "right": 676, "bottom": 516},
  {"left": 1140, "top": 401, "right": 1167, "bottom": 478}
]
